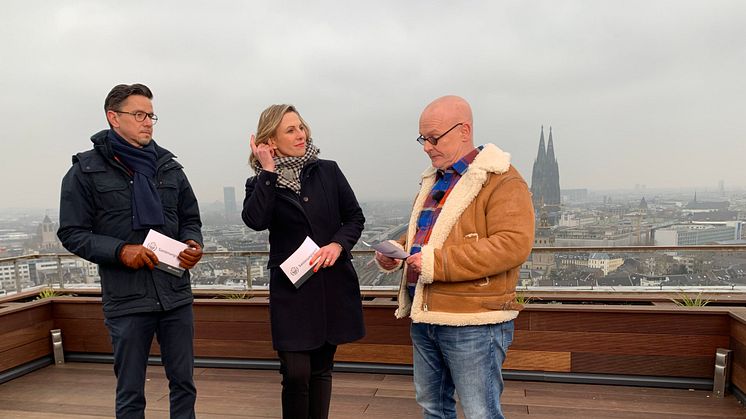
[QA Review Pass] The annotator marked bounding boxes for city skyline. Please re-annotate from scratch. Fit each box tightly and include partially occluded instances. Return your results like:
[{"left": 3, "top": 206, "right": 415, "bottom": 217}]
[
  {"left": 2, "top": 1, "right": 745, "bottom": 208},
  {"left": 2, "top": 186, "right": 744, "bottom": 292},
  {"left": 0, "top": 182, "right": 742, "bottom": 212}
]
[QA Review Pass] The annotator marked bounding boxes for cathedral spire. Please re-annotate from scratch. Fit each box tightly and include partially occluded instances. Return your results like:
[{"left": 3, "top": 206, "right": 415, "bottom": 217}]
[
  {"left": 531, "top": 126, "right": 547, "bottom": 204},
  {"left": 535, "top": 125, "right": 546, "bottom": 163},
  {"left": 546, "top": 126, "right": 556, "bottom": 163},
  {"left": 531, "top": 124, "right": 561, "bottom": 213}
]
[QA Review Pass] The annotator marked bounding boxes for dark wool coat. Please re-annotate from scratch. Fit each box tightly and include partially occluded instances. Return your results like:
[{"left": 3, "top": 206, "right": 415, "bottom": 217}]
[{"left": 242, "top": 159, "right": 365, "bottom": 351}]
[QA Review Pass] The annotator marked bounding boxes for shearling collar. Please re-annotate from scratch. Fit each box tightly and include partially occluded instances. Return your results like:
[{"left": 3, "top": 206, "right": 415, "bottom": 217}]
[{"left": 420, "top": 143, "right": 511, "bottom": 180}]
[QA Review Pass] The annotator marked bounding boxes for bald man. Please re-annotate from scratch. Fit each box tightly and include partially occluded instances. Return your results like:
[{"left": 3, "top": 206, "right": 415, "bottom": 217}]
[{"left": 376, "top": 96, "right": 535, "bottom": 419}]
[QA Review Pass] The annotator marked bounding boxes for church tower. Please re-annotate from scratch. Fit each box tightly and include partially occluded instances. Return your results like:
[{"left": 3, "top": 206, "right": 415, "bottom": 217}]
[
  {"left": 530, "top": 126, "right": 561, "bottom": 213},
  {"left": 533, "top": 202, "right": 555, "bottom": 271},
  {"left": 545, "top": 127, "right": 561, "bottom": 205},
  {"left": 530, "top": 126, "right": 547, "bottom": 207},
  {"left": 39, "top": 215, "right": 62, "bottom": 252}
]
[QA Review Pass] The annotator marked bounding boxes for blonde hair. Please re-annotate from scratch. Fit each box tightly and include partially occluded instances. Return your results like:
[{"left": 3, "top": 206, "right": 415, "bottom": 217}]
[{"left": 249, "top": 104, "right": 312, "bottom": 168}]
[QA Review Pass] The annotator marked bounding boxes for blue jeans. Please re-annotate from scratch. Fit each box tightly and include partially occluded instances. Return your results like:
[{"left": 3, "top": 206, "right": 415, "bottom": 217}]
[
  {"left": 104, "top": 304, "right": 196, "bottom": 419},
  {"left": 410, "top": 321, "right": 514, "bottom": 419}
]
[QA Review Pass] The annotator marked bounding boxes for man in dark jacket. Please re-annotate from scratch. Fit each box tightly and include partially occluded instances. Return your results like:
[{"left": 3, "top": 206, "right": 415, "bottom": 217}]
[{"left": 58, "top": 83, "right": 203, "bottom": 419}]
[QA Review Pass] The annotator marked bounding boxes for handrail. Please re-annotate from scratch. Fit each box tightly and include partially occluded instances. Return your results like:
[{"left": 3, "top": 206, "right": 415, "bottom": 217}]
[
  {"left": 3, "top": 244, "right": 746, "bottom": 263},
  {"left": 2, "top": 245, "right": 745, "bottom": 294}
]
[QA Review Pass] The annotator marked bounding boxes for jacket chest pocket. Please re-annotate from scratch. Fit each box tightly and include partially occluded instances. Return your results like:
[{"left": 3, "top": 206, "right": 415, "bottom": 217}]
[
  {"left": 93, "top": 177, "right": 131, "bottom": 211},
  {"left": 157, "top": 180, "right": 179, "bottom": 208}
]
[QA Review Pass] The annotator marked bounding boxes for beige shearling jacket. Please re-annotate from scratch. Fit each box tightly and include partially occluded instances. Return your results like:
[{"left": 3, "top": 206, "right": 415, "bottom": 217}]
[{"left": 380, "top": 143, "right": 535, "bottom": 326}]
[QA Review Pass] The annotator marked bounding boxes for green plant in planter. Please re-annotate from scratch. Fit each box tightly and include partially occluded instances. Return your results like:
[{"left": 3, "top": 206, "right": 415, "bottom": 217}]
[
  {"left": 515, "top": 291, "right": 533, "bottom": 305},
  {"left": 35, "top": 288, "right": 61, "bottom": 300},
  {"left": 219, "top": 292, "right": 251, "bottom": 300},
  {"left": 672, "top": 293, "right": 709, "bottom": 307}
]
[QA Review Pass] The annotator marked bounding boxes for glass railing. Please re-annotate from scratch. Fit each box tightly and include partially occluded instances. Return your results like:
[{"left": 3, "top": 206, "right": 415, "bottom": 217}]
[
  {"left": 519, "top": 245, "right": 746, "bottom": 292},
  {"left": 1, "top": 245, "right": 745, "bottom": 296}
]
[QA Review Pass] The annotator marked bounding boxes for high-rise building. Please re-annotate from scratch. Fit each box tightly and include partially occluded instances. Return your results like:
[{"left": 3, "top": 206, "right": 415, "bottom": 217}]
[
  {"left": 530, "top": 126, "right": 561, "bottom": 217},
  {"left": 224, "top": 186, "right": 237, "bottom": 216}
]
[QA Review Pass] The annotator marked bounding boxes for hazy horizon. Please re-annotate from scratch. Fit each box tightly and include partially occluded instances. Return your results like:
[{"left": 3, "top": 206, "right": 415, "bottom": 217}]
[
  {"left": 2, "top": 1, "right": 744, "bottom": 209},
  {"left": 1, "top": 184, "right": 741, "bottom": 214}
]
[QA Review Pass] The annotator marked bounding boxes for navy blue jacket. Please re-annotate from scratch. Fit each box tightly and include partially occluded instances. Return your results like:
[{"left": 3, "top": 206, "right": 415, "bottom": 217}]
[
  {"left": 58, "top": 130, "right": 203, "bottom": 318},
  {"left": 242, "top": 159, "right": 365, "bottom": 351}
]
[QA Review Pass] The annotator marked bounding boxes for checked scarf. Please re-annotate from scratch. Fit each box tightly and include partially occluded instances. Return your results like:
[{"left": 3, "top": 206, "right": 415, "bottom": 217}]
[{"left": 252, "top": 140, "right": 320, "bottom": 194}]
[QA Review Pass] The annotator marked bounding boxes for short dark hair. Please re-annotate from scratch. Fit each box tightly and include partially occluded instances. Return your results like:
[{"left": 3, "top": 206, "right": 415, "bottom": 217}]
[{"left": 104, "top": 83, "right": 153, "bottom": 112}]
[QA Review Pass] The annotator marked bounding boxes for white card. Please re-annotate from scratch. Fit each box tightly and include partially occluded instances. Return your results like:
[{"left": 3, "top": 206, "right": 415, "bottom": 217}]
[
  {"left": 363, "top": 240, "right": 410, "bottom": 259},
  {"left": 280, "top": 236, "right": 320, "bottom": 288},
  {"left": 143, "top": 229, "right": 189, "bottom": 277}
]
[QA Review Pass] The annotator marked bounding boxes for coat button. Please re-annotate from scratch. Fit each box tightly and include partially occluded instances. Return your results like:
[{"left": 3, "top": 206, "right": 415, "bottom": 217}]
[
  {"left": 303, "top": 196, "right": 309, "bottom": 202},
  {"left": 265, "top": 180, "right": 271, "bottom": 186}
]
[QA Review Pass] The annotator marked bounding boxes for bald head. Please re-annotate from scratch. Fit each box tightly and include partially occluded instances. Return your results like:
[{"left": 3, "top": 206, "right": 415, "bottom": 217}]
[
  {"left": 418, "top": 95, "right": 475, "bottom": 170},
  {"left": 420, "top": 95, "right": 473, "bottom": 133}
]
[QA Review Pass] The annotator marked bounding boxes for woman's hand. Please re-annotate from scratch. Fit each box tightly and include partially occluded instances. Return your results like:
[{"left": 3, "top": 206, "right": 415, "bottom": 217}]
[
  {"left": 310, "top": 242, "right": 344, "bottom": 272},
  {"left": 250, "top": 134, "right": 276, "bottom": 172}
]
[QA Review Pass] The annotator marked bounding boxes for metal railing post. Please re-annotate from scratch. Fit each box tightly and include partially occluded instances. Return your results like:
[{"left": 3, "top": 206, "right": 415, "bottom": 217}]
[
  {"left": 13, "top": 259, "right": 21, "bottom": 294},
  {"left": 57, "top": 256, "right": 64, "bottom": 289},
  {"left": 713, "top": 348, "right": 732, "bottom": 398},
  {"left": 246, "top": 254, "right": 253, "bottom": 290},
  {"left": 51, "top": 329, "right": 65, "bottom": 365}
]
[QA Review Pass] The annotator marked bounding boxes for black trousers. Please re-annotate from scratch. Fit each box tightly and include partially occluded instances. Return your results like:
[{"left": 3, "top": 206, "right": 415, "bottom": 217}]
[
  {"left": 104, "top": 303, "right": 196, "bottom": 419},
  {"left": 277, "top": 343, "right": 337, "bottom": 419}
]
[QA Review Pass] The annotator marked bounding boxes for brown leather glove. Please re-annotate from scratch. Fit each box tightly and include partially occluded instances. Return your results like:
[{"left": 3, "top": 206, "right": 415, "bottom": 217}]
[
  {"left": 178, "top": 240, "right": 203, "bottom": 270},
  {"left": 119, "top": 244, "right": 159, "bottom": 270}
]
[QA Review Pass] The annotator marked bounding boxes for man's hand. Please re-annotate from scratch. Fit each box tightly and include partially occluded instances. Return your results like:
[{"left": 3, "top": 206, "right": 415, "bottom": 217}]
[
  {"left": 178, "top": 240, "right": 203, "bottom": 269},
  {"left": 375, "top": 251, "right": 399, "bottom": 271},
  {"left": 119, "top": 244, "right": 159, "bottom": 270},
  {"left": 406, "top": 253, "right": 422, "bottom": 274}
]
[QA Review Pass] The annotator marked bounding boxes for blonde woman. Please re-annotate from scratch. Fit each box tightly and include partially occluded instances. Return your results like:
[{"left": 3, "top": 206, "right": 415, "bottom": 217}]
[{"left": 242, "top": 104, "right": 365, "bottom": 419}]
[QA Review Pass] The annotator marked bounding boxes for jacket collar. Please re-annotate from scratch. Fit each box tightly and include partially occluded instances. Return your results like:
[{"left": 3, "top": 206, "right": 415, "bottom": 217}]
[{"left": 420, "top": 143, "right": 511, "bottom": 180}]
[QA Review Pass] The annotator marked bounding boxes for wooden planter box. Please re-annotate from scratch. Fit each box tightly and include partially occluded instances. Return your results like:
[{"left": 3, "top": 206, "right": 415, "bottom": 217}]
[{"left": 2, "top": 291, "right": 746, "bottom": 393}]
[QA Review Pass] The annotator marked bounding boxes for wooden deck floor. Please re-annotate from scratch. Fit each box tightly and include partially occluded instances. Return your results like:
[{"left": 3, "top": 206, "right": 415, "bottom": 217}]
[{"left": 0, "top": 362, "right": 744, "bottom": 418}]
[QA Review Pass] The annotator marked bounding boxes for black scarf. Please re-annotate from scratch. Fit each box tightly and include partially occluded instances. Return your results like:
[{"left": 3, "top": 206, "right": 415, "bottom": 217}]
[{"left": 108, "top": 130, "right": 165, "bottom": 230}]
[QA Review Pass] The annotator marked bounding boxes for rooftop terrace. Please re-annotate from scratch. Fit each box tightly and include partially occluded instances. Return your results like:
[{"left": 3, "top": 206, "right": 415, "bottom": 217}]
[{"left": 2, "top": 247, "right": 746, "bottom": 417}]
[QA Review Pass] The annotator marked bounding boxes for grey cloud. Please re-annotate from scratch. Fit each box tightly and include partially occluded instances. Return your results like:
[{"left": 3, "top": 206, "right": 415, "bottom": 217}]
[{"left": 1, "top": 0, "right": 745, "bottom": 209}]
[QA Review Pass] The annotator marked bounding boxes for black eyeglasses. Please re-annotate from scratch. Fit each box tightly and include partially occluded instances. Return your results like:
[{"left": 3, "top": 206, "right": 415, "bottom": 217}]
[
  {"left": 416, "top": 123, "right": 463, "bottom": 146},
  {"left": 115, "top": 110, "right": 158, "bottom": 124}
]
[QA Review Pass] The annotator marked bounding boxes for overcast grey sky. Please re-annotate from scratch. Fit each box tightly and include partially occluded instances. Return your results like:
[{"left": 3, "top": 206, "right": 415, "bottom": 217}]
[{"left": 1, "top": 0, "right": 744, "bottom": 209}]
